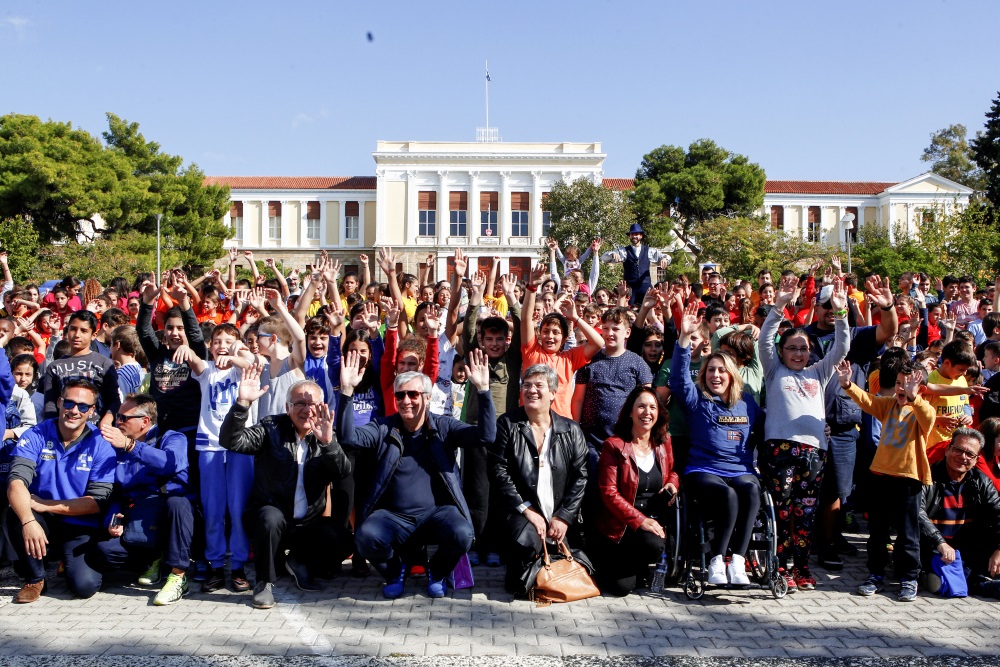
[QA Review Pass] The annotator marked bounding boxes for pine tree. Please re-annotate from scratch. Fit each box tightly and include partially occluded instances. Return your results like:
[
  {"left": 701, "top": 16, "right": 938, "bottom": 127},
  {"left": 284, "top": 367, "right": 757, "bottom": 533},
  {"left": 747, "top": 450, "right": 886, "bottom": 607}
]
[{"left": 971, "top": 91, "right": 1000, "bottom": 222}]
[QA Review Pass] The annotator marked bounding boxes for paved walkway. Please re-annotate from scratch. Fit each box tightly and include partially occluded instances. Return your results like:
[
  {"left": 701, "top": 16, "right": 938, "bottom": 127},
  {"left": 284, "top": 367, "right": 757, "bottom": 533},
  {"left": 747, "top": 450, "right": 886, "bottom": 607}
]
[{"left": 1, "top": 534, "right": 998, "bottom": 661}]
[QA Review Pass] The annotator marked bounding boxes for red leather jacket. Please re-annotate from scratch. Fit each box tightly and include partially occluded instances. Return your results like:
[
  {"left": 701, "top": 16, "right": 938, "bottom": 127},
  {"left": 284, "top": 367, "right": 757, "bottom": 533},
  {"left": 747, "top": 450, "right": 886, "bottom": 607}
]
[{"left": 595, "top": 436, "right": 680, "bottom": 543}]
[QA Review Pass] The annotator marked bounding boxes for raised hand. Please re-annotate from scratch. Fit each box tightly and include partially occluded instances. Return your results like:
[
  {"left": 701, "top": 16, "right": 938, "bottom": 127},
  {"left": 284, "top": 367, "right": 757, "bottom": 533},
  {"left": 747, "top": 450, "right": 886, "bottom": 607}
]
[
  {"left": 140, "top": 280, "right": 160, "bottom": 306},
  {"left": 829, "top": 277, "right": 847, "bottom": 311},
  {"left": 831, "top": 255, "right": 842, "bottom": 276},
  {"left": 834, "top": 359, "right": 853, "bottom": 388},
  {"left": 377, "top": 247, "right": 395, "bottom": 274},
  {"left": 453, "top": 248, "right": 468, "bottom": 277},
  {"left": 558, "top": 296, "right": 578, "bottom": 323},
  {"left": 465, "top": 348, "right": 491, "bottom": 391},
  {"left": 546, "top": 238, "right": 558, "bottom": 250},
  {"left": 363, "top": 301, "right": 380, "bottom": 330},
  {"left": 471, "top": 270, "right": 487, "bottom": 296},
  {"left": 312, "top": 403, "right": 335, "bottom": 444},
  {"left": 775, "top": 273, "right": 799, "bottom": 308},
  {"left": 264, "top": 257, "right": 276, "bottom": 270},
  {"left": 237, "top": 364, "right": 269, "bottom": 405},
  {"left": 326, "top": 300, "right": 345, "bottom": 331},
  {"left": 359, "top": 253, "right": 369, "bottom": 265},
  {"left": 381, "top": 296, "right": 400, "bottom": 328},
  {"left": 424, "top": 304, "right": 442, "bottom": 337},
  {"left": 590, "top": 238, "right": 602, "bottom": 253},
  {"left": 529, "top": 263, "right": 547, "bottom": 287},
  {"left": 902, "top": 368, "right": 923, "bottom": 401},
  {"left": 679, "top": 301, "right": 702, "bottom": 337},
  {"left": 864, "top": 275, "right": 893, "bottom": 310},
  {"left": 641, "top": 287, "right": 658, "bottom": 310},
  {"left": 498, "top": 273, "right": 516, "bottom": 298},
  {"left": 340, "top": 349, "right": 365, "bottom": 393},
  {"left": 615, "top": 280, "right": 629, "bottom": 297},
  {"left": 323, "top": 259, "right": 342, "bottom": 285},
  {"left": 229, "top": 247, "right": 239, "bottom": 263}
]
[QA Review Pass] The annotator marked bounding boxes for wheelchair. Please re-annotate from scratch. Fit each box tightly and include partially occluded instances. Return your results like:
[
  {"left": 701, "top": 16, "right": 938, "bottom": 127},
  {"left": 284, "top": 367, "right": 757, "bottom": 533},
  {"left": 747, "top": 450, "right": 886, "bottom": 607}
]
[{"left": 676, "top": 481, "right": 788, "bottom": 600}]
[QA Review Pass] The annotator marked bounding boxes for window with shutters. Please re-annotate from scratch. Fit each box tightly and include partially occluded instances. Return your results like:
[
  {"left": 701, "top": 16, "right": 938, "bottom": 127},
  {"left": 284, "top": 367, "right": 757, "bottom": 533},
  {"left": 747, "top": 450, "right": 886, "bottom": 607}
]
[
  {"left": 770, "top": 206, "right": 783, "bottom": 232},
  {"left": 418, "top": 191, "right": 437, "bottom": 237},
  {"left": 268, "top": 201, "right": 281, "bottom": 240},
  {"left": 230, "top": 202, "right": 243, "bottom": 241},
  {"left": 541, "top": 192, "right": 552, "bottom": 237},
  {"left": 807, "top": 206, "right": 821, "bottom": 243},
  {"left": 346, "top": 201, "right": 359, "bottom": 241},
  {"left": 449, "top": 191, "right": 468, "bottom": 237},
  {"left": 511, "top": 192, "right": 529, "bottom": 237},
  {"left": 480, "top": 191, "right": 498, "bottom": 237},
  {"left": 306, "top": 202, "right": 321, "bottom": 240},
  {"left": 509, "top": 257, "right": 531, "bottom": 282}
]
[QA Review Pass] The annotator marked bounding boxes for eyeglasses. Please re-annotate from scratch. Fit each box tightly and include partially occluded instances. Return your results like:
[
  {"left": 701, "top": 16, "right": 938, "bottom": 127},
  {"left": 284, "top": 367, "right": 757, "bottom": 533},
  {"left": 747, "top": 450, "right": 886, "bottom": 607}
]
[
  {"left": 289, "top": 401, "right": 321, "bottom": 410},
  {"left": 949, "top": 446, "right": 979, "bottom": 460},
  {"left": 115, "top": 413, "right": 145, "bottom": 423},
  {"left": 62, "top": 399, "right": 94, "bottom": 413},
  {"left": 782, "top": 346, "right": 810, "bottom": 354},
  {"left": 394, "top": 390, "right": 424, "bottom": 401}
]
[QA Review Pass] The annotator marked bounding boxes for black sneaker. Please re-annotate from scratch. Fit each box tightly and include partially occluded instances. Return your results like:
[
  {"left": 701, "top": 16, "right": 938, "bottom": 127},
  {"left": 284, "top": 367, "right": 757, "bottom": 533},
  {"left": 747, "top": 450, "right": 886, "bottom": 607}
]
[
  {"left": 201, "top": 567, "right": 226, "bottom": 592},
  {"left": 818, "top": 548, "right": 844, "bottom": 571}
]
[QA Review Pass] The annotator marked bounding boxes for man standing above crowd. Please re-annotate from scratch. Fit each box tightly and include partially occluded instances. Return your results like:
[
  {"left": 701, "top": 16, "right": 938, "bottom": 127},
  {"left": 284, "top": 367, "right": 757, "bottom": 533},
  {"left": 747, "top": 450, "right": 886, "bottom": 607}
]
[{"left": 601, "top": 224, "right": 670, "bottom": 305}]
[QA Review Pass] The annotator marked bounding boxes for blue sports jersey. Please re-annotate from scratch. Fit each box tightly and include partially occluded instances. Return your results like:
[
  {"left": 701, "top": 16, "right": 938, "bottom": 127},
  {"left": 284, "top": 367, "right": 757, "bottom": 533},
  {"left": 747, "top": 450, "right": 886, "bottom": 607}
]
[{"left": 12, "top": 419, "right": 117, "bottom": 527}]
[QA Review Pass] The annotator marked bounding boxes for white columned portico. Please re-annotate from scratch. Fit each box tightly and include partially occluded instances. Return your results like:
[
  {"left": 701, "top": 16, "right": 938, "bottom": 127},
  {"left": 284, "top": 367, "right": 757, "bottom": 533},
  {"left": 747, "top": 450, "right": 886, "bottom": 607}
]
[
  {"left": 499, "top": 171, "right": 512, "bottom": 246},
  {"left": 468, "top": 171, "right": 480, "bottom": 246},
  {"left": 838, "top": 206, "right": 846, "bottom": 249},
  {"left": 437, "top": 171, "right": 449, "bottom": 245},
  {"left": 530, "top": 172, "right": 544, "bottom": 243},
  {"left": 357, "top": 197, "right": 366, "bottom": 247},
  {"left": 338, "top": 199, "right": 347, "bottom": 248},
  {"left": 857, "top": 204, "right": 866, "bottom": 232},
  {"left": 375, "top": 169, "right": 387, "bottom": 245},
  {"left": 299, "top": 200, "right": 309, "bottom": 248},
  {"left": 279, "top": 200, "right": 292, "bottom": 248},
  {"left": 905, "top": 202, "right": 913, "bottom": 237},
  {"left": 259, "top": 199, "right": 268, "bottom": 248},
  {"left": 801, "top": 205, "right": 809, "bottom": 241},
  {"left": 404, "top": 171, "right": 418, "bottom": 247},
  {"left": 319, "top": 198, "right": 328, "bottom": 247}
]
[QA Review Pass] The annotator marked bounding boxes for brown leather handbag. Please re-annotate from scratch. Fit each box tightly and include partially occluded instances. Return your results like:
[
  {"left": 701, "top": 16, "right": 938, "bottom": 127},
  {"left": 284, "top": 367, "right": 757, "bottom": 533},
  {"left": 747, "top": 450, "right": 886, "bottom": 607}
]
[{"left": 529, "top": 540, "right": 600, "bottom": 605}]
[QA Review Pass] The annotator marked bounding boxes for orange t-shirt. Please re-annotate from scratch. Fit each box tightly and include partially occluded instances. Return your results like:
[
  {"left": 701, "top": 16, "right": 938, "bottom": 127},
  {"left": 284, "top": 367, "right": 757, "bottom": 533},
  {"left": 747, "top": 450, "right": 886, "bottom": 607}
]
[{"left": 521, "top": 339, "right": 592, "bottom": 418}]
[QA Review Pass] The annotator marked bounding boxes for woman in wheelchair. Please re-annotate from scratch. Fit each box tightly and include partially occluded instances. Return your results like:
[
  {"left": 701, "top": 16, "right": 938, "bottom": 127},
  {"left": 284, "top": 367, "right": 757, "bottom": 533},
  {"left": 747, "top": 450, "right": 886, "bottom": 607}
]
[
  {"left": 670, "top": 302, "right": 763, "bottom": 586},
  {"left": 594, "top": 386, "right": 679, "bottom": 595}
]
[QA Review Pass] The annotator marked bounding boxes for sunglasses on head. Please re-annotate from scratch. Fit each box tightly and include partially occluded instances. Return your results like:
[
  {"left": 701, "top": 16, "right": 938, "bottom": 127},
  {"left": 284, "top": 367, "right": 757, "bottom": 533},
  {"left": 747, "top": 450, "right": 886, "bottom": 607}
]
[
  {"left": 394, "top": 390, "right": 423, "bottom": 401},
  {"left": 62, "top": 399, "right": 94, "bottom": 413}
]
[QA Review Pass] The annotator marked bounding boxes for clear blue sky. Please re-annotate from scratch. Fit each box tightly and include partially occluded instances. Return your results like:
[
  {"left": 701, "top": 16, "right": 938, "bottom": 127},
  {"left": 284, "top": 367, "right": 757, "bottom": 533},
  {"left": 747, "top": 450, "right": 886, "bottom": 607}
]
[{"left": 3, "top": 0, "right": 998, "bottom": 182}]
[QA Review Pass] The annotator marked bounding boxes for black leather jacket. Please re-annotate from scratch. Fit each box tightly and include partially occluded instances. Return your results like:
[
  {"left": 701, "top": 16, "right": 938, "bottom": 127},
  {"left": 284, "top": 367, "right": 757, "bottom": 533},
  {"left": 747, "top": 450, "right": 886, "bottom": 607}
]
[
  {"left": 918, "top": 460, "right": 1000, "bottom": 551},
  {"left": 220, "top": 403, "right": 352, "bottom": 524},
  {"left": 488, "top": 407, "right": 588, "bottom": 525}
]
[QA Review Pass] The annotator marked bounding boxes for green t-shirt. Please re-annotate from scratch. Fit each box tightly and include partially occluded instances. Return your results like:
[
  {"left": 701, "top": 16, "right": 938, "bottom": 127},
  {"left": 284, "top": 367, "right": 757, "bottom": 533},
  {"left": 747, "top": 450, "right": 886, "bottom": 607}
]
[{"left": 655, "top": 355, "right": 703, "bottom": 437}]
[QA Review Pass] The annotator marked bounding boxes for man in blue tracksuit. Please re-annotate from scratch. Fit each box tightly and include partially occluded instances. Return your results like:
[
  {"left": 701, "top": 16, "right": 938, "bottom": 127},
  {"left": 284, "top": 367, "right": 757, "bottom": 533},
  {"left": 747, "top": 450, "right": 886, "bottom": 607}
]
[
  {"left": 94, "top": 393, "right": 194, "bottom": 606},
  {"left": 600, "top": 223, "right": 671, "bottom": 305},
  {"left": 5, "top": 379, "right": 117, "bottom": 603}
]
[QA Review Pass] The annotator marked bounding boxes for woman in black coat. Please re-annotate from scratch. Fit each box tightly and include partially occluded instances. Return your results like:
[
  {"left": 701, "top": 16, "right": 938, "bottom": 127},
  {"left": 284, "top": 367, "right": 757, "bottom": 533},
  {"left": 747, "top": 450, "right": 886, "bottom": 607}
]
[{"left": 489, "top": 363, "right": 588, "bottom": 594}]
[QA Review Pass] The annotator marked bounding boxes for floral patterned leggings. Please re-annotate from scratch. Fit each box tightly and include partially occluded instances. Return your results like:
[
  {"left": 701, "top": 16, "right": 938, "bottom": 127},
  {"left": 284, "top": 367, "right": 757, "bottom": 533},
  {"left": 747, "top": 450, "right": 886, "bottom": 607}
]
[{"left": 758, "top": 440, "right": 826, "bottom": 570}]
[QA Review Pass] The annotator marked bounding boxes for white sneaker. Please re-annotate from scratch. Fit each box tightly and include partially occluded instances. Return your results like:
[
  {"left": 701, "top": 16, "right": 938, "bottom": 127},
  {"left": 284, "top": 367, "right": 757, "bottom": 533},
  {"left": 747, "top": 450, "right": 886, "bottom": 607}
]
[
  {"left": 707, "top": 555, "right": 727, "bottom": 585},
  {"left": 727, "top": 554, "right": 751, "bottom": 585}
]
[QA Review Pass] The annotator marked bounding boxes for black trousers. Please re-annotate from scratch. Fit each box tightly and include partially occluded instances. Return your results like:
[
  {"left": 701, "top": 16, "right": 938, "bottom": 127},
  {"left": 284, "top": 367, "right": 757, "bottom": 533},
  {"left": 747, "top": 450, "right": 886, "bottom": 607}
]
[
  {"left": 94, "top": 495, "right": 195, "bottom": 572},
  {"left": 247, "top": 505, "right": 355, "bottom": 584},
  {"left": 593, "top": 527, "right": 665, "bottom": 596},
  {"left": 684, "top": 472, "right": 761, "bottom": 557},
  {"left": 462, "top": 444, "right": 497, "bottom": 552},
  {"left": 5, "top": 511, "right": 102, "bottom": 598},
  {"left": 867, "top": 475, "right": 922, "bottom": 580}
]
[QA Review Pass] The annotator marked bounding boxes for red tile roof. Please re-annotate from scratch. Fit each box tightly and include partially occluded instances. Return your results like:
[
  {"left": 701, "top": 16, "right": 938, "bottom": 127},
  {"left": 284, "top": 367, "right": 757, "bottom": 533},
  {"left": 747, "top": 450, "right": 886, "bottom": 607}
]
[
  {"left": 600, "top": 178, "right": 898, "bottom": 195},
  {"left": 205, "top": 176, "right": 377, "bottom": 190},
  {"left": 601, "top": 178, "right": 635, "bottom": 191},
  {"left": 764, "top": 180, "right": 898, "bottom": 195}
]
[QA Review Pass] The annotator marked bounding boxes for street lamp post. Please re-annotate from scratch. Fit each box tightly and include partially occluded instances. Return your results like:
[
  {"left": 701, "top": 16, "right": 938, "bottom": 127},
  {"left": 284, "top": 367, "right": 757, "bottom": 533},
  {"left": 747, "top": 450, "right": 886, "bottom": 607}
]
[
  {"left": 155, "top": 214, "right": 162, "bottom": 278},
  {"left": 841, "top": 212, "right": 856, "bottom": 275}
]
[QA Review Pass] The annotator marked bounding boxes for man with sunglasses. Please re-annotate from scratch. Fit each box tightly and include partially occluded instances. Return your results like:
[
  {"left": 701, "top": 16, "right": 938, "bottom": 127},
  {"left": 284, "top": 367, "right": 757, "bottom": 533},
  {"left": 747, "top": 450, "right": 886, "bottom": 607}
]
[
  {"left": 93, "top": 394, "right": 193, "bottom": 605},
  {"left": 220, "top": 372, "right": 353, "bottom": 610},
  {"left": 5, "top": 380, "right": 117, "bottom": 603},
  {"left": 920, "top": 428, "right": 1000, "bottom": 598},
  {"left": 337, "top": 348, "right": 494, "bottom": 599}
]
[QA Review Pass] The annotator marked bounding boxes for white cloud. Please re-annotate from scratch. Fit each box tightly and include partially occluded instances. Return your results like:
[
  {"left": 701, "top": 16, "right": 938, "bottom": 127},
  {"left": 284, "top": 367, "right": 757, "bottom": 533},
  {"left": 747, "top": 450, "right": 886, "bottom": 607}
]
[
  {"left": 2, "top": 16, "right": 29, "bottom": 39},
  {"left": 291, "top": 108, "right": 329, "bottom": 129}
]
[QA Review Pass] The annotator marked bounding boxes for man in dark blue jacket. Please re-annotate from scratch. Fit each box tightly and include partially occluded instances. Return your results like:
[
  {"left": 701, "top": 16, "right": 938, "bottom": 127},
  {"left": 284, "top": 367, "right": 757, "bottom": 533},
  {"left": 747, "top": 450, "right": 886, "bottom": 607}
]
[
  {"left": 337, "top": 348, "right": 495, "bottom": 599},
  {"left": 94, "top": 394, "right": 193, "bottom": 606}
]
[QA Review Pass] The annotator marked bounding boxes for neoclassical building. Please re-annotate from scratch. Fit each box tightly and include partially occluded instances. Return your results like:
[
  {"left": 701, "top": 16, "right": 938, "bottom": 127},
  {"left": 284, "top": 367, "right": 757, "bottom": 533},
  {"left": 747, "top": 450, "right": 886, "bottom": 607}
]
[{"left": 207, "top": 140, "right": 971, "bottom": 280}]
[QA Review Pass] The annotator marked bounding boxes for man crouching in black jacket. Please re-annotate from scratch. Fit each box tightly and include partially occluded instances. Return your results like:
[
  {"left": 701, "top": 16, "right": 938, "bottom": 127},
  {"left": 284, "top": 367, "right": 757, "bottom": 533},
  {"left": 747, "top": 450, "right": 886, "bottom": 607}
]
[
  {"left": 221, "top": 366, "right": 353, "bottom": 609},
  {"left": 919, "top": 428, "right": 1000, "bottom": 598}
]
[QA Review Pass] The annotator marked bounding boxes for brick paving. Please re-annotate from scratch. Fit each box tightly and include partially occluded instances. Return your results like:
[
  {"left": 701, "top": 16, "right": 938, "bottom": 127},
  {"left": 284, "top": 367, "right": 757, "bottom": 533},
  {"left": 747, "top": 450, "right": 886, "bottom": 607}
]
[{"left": 1, "top": 534, "right": 999, "bottom": 661}]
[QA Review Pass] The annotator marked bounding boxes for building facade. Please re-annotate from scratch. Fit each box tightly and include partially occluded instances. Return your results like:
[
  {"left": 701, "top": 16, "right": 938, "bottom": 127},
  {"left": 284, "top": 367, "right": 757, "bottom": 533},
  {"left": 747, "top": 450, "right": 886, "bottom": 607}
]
[{"left": 207, "top": 141, "right": 971, "bottom": 281}]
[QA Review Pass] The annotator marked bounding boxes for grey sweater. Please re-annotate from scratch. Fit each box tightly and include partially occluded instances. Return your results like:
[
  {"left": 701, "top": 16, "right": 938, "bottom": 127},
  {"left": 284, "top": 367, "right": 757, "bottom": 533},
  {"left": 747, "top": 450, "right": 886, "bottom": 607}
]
[{"left": 759, "top": 308, "right": 849, "bottom": 449}]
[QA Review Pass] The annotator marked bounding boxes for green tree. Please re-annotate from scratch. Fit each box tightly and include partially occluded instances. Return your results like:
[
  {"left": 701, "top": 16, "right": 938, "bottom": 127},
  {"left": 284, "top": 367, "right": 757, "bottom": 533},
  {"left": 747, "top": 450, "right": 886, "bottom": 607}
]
[
  {"left": 31, "top": 230, "right": 186, "bottom": 284},
  {"left": 0, "top": 216, "right": 41, "bottom": 282},
  {"left": 0, "top": 112, "right": 231, "bottom": 267},
  {"left": 972, "top": 92, "right": 1000, "bottom": 222},
  {"left": 634, "top": 139, "right": 766, "bottom": 249},
  {"left": 921, "top": 124, "right": 985, "bottom": 190}
]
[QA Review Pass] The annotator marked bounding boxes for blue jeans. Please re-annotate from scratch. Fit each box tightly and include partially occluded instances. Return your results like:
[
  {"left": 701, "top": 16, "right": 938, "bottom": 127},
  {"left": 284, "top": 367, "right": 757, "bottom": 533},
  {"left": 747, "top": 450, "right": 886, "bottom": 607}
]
[
  {"left": 6, "top": 511, "right": 102, "bottom": 598},
  {"left": 821, "top": 429, "right": 859, "bottom": 504},
  {"left": 356, "top": 505, "right": 473, "bottom": 579}
]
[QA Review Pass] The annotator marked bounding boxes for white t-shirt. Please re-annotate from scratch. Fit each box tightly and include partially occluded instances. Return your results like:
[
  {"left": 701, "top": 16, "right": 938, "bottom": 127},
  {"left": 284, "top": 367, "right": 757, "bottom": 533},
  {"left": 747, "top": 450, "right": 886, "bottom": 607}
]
[
  {"left": 293, "top": 435, "right": 308, "bottom": 519},
  {"left": 634, "top": 449, "right": 656, "bottom": 473},
  {"left": 537, "top": 428, "right": 555, "bottom": 522},
  {"left": 194, "top": 361, "right": 243, "bottom": 452}
]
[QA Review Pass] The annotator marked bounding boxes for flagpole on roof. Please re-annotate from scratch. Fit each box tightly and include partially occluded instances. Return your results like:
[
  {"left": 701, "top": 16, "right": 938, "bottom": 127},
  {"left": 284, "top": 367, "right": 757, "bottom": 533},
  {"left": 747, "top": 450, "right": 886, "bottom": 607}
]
[{"left": 485, "top": 60, "right": 490, "bottom": 131}]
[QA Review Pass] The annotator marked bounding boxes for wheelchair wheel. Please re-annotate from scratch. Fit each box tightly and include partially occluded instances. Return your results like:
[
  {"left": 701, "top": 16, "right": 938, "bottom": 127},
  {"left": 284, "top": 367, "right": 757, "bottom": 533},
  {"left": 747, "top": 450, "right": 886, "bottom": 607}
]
[
  {"left": 684, "top": 574, "right": 705, "bottom": 600},
  {"left": 771, "top": 571, "right": 788, "bottom": 599}
]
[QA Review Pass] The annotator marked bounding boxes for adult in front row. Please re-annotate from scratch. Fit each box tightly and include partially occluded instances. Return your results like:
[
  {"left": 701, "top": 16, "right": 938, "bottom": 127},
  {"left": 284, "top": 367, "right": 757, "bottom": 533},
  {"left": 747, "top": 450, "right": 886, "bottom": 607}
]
[
  {"left": 6, "top": 380, "right": 117, "bottom": 602},
  {"left": 489, "top": 364, "right": 589, "bottom": 596},
  {"left": 220, "top": 374, "right": 354, "bottom": 610},
  {"left": 919, "top": 428, "right": 1000, "bottom": 599},
  {"left": 336, "top": 349, "right": 495, "bottom": 599}
]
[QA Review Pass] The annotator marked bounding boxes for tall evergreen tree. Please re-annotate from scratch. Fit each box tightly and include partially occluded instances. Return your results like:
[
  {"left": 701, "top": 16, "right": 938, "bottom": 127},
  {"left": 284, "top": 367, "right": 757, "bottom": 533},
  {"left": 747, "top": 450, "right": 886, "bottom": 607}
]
[{"left": 971, "top": 91, "right": 1000, "bottom": 222}]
